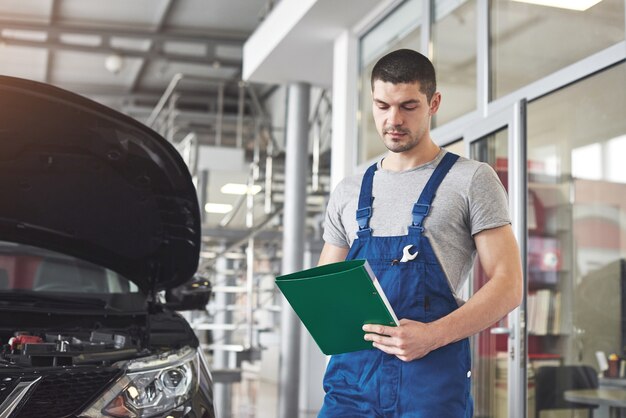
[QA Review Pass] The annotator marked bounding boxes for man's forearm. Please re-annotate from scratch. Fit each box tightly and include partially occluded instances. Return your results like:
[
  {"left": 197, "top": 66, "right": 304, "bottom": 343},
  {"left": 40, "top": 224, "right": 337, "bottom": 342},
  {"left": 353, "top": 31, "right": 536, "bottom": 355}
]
[{"left": 430, "top": 271, "right": 522, "bottom": 349}]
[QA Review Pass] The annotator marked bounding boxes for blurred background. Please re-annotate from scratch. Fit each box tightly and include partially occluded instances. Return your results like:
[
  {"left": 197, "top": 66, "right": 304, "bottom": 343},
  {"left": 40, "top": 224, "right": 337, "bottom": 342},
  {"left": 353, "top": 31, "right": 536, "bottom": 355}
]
[{"left": 1, "top": 1, "right": 625, "bottom": 417}]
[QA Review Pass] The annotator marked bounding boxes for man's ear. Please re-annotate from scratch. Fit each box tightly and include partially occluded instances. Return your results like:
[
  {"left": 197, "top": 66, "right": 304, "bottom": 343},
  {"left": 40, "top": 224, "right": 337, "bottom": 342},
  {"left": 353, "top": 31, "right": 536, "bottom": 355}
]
[{"left": 429, "top": 92, "right": 442, "bottom": 115}]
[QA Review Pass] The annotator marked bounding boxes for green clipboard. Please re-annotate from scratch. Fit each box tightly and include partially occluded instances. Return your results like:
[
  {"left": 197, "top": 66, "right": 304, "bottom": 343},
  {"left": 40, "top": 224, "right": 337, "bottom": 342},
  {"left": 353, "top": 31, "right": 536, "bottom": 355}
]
[{"left": 275, "top": 259, "right": 399, "bottom": 355}]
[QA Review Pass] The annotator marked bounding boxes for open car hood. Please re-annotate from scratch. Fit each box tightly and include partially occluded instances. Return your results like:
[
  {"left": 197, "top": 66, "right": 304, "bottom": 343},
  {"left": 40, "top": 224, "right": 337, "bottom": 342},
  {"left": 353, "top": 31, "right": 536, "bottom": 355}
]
[{"left": 0, "top": 76, "right": 201, "bottom": 292}]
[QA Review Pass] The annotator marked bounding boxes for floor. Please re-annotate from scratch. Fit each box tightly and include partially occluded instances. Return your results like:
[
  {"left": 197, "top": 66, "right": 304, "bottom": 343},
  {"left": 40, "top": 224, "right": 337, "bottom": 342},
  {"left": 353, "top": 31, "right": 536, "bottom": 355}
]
[
  {"left": 208, "top": 330, "right": 324, "bottom": 418},
  {"left": 228, "top": 369, "right": 318, "bottom": 418},
  {"left": 212, "top": 358, "right": 280, "bottom": 418},
  {"left": 232, "top": 374, "right": 278, "bottom": 418}
]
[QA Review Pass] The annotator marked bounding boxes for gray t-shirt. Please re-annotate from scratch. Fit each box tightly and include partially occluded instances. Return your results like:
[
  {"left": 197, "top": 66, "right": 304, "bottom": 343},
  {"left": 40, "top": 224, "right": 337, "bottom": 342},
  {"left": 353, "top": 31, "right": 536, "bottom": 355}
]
[{"left": 323, "top": 149, "right": 510, "bottom": 304}]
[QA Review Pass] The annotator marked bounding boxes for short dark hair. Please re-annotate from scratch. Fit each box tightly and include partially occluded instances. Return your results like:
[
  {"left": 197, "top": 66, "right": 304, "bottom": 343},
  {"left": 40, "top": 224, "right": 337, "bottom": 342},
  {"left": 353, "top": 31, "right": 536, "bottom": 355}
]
[{"left": 371, "top": 49, "right": 437, "bottom": 102}]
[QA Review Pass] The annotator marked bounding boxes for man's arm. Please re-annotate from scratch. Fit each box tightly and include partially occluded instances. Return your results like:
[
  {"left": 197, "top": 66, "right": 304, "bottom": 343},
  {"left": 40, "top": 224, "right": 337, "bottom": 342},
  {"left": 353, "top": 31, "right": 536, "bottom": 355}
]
[
  {"left": 318, "top": 242, "right": 349, "bottom": 266},
  {"left": 363, "top": 224, "right": 523, "bottom": 361}
]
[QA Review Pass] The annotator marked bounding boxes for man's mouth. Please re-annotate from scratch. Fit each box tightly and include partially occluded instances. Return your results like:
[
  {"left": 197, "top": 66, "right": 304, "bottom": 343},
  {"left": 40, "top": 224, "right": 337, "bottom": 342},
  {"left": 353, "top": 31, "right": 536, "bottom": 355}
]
[
  {"left": 383, "top": 127, "right": 409, "bottom": 138},
  {"left": 385, "top": 130, "right": 407, "bottom": 139}
]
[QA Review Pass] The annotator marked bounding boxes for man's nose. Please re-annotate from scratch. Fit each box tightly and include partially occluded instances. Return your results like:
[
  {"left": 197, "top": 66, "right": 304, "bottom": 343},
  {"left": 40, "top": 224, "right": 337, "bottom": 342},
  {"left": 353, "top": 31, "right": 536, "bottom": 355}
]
[{"left": 387, "top": 107, "right": 403, "bottom": 126}]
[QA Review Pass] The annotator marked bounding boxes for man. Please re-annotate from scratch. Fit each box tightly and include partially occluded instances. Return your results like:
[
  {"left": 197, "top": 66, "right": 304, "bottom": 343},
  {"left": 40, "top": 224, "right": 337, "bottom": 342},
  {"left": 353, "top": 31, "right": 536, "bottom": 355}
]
[{"left": 318, "top": 49, "right": 523, "bottom": 417}]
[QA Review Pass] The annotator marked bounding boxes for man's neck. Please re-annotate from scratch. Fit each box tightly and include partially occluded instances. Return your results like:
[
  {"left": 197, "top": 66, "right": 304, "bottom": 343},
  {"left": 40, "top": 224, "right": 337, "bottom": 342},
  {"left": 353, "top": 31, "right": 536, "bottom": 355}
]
[{"left": 381, "top": 141, "right": 441, "bottom": 172}]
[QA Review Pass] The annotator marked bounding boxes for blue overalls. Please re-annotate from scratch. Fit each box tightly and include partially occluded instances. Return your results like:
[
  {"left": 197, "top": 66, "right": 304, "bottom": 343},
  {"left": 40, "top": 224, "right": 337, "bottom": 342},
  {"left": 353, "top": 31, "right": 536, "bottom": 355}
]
[{"left": 319, "top": 152, "right": 473, "bottom": 418}]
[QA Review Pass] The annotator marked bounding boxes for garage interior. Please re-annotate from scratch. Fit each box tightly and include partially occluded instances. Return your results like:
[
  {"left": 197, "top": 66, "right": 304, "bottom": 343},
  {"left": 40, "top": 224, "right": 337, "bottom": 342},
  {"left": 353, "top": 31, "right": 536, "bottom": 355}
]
[{"left": 2, "top": 1, "right": 626, "bottom": 418}]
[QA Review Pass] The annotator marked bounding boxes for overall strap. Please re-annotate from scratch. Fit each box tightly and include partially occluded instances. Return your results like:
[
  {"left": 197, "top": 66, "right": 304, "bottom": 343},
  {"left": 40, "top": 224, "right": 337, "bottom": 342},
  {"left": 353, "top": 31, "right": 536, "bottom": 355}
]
[
  {"left": 410, "top": 152, "right": 460, "bottom": 233},
  {"left": 355, "top": 163, "right": 378, "bottom": 238}
]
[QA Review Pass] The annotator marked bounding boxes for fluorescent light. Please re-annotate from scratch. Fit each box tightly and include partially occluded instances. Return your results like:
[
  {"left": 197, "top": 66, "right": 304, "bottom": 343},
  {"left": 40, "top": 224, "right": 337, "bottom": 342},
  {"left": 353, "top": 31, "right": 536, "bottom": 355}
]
[
  {"left": 511, "top": 0, "right": 603, "bottom": 11},
  {"left": 220, "top": 183, "right": 262, "bottom": 195},
  {"left": 204, "top": 203, "right": 233, "bottom": 214}
]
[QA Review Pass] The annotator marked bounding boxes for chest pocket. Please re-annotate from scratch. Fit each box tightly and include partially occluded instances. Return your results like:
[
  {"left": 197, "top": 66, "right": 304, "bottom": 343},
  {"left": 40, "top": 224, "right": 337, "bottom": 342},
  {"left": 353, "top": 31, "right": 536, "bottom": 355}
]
[{"left": 367, "top": 259, "right": 426, "bottom": 322}]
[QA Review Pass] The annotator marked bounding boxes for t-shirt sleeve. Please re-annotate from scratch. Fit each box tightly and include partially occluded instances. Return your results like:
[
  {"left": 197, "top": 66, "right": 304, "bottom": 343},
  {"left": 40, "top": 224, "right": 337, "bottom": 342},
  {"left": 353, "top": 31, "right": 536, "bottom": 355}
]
[
  {"left": 468, "top": 163, "right": 511, "bottom": 236},
  {"left": 322, "top": 181, "right": 351, "bottom": 248}
]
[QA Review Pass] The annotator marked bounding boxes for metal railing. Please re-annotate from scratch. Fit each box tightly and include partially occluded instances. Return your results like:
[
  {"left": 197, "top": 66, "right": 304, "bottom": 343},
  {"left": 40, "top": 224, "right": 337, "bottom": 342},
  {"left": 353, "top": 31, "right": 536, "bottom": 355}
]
[{"left": 147, "top": 78, "right": 334, "bottom": 414}]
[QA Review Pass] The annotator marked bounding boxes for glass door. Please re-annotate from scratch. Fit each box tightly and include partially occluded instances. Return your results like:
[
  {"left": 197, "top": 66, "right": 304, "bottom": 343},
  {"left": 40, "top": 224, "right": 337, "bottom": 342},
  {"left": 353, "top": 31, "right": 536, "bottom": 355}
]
[
  {"left": 459, "top": 63, "right": 626, "bottom": 418},
  {"left": 464, "top": 102, "right": 527, "bottom": 418},
  {"left": 525, "top": 62, "right": 626, "bottom": 418}
]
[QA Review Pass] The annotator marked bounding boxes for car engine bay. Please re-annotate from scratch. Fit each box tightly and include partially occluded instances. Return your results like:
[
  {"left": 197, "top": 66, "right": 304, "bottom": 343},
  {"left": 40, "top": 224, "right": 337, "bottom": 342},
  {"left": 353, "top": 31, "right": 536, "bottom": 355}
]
[{"left": 1, "top": 329, "right": 142, "bottom": 368}]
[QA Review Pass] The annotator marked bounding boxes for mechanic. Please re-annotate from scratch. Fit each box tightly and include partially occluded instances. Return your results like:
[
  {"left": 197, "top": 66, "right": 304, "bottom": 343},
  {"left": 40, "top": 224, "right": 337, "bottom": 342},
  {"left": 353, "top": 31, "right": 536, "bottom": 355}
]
[{"left": 317, "top": 49, "right": 523, "bottom": 417}]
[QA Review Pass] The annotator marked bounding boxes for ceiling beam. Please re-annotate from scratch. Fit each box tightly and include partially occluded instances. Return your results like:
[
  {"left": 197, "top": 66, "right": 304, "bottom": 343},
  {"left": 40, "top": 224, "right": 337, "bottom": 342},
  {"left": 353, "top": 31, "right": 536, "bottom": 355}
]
[
  {"left": 0, "top": 19, "right": 248, "bottom": 44},
  {"left": 0, "top": 36, "right": 242, "bottom": 67},
  {"left": 59, "top": 82, "right": 246, "bottom": 102},
  {"left": 44, "top": 0, "right": 60, "bottom": 84},
  {"left": 129, "top": 0, "right": 175, "bottom": 92}
]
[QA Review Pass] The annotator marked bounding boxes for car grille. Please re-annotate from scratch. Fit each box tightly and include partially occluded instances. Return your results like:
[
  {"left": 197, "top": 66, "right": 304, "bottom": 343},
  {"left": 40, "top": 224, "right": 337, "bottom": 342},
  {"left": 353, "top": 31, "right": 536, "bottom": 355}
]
[{"left": 0, "top": 367, "right": 122, "bottom": 418}]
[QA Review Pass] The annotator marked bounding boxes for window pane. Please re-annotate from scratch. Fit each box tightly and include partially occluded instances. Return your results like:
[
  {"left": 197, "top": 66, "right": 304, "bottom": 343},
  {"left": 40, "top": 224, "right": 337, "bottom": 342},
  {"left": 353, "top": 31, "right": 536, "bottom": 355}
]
[
  {"left": 527, "top": 63, "right": 626, "bottom": 412},
  {"left": 360, "top": 0, "right": 422, "bottom": 68},
  {"left": 443, "top": 138, "right": 466, "bottom": 157},
  {"left": 490, "top": 0, "right": 625, "bottom": 99},
  {"left": 358, "top": 0, "right": 423, "bottom": 164},
  {"left": 433, "top": 0, "right": 477, "bottom": 127}
]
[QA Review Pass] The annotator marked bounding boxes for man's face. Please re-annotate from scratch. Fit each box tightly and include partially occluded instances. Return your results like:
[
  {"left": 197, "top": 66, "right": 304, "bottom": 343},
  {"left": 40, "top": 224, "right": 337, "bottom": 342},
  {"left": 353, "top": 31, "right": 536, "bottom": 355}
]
[{"left": 371, "top": 80, "right": 440, "bottom": 154}]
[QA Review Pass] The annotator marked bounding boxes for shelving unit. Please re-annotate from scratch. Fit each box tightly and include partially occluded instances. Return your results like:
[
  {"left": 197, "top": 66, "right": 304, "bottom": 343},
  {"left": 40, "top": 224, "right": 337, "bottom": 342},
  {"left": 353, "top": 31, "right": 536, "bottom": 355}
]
[{"left": 526, "top": 175, "right": 573, "bottom": 367}]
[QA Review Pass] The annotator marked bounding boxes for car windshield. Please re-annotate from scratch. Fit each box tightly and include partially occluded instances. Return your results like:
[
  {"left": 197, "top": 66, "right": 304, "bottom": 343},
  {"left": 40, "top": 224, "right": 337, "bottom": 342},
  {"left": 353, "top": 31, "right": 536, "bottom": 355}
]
[{"left": 0, "top": 241, "right": 139, "bottom": 294}]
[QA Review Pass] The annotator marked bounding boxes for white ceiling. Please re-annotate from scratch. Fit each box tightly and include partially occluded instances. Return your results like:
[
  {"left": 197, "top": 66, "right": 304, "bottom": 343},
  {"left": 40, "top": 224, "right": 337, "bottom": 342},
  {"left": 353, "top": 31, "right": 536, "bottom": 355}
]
[
  {"left": 0, "top": 0, "right": 269, "bottom": 112},
  {"left": 243, "top": 0, "right": 388, "bottom": 86}
]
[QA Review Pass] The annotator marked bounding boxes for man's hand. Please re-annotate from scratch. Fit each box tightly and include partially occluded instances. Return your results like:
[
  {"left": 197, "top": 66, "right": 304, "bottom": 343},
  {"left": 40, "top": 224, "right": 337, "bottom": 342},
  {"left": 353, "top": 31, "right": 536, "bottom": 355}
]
[{"left": 362, "top": 319, "right": 441, "bottom": 362}]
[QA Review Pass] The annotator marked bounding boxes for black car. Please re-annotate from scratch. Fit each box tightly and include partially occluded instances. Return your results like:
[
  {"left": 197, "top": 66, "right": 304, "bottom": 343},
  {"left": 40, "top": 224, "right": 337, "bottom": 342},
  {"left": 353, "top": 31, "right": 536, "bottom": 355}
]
[{"left": 0, "top": 76, "right": 215, "bottom": 418}]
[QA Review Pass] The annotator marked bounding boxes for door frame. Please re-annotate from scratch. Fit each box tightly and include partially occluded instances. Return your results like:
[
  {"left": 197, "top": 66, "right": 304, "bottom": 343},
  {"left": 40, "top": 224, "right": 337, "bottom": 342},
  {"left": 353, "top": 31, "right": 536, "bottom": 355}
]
[{"left": 461, "top": 99, "right": 528, "bottom": 418}]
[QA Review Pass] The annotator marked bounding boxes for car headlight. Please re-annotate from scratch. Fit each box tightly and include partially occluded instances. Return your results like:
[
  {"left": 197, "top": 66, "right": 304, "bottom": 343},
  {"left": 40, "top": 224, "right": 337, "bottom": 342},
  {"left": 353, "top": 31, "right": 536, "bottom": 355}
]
[{"left": 80, "top": 347, "right": 199, "bottom": 418}]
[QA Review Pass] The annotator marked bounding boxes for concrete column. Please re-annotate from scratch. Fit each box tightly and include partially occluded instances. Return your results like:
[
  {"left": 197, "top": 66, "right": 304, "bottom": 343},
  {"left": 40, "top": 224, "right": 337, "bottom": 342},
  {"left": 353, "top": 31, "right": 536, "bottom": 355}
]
[
  {"left": 213, "top": 252, "right": 232, "bottom": 418},
  {"left": 331, "top": 30, "right": 358, "bottom": 189},
  {"left": 298, "top": 244, "right": 326, "bottom": 417},
  {"left": 197, "top": 170, "right": 209, "bottom": 224},
  {"left": 278, "top": 82, "right": 310, "bottom": 418}
]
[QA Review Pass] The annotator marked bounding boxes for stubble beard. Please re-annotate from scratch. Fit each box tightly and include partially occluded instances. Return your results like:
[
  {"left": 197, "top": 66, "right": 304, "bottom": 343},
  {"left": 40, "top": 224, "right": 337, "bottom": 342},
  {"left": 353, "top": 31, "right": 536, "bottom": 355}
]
[{"left": 382, "top": 126, "right": 420, "bottom": 154}]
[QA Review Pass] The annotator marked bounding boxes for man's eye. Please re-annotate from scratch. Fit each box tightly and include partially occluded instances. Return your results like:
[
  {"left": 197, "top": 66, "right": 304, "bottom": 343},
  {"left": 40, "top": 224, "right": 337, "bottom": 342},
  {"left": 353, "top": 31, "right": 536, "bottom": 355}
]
[
  {"left": 377, "top": 104, "right": 389, "bottom": 110},
  {"left": 403, "top": 105, "right": 417, "bottom": 111}
]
